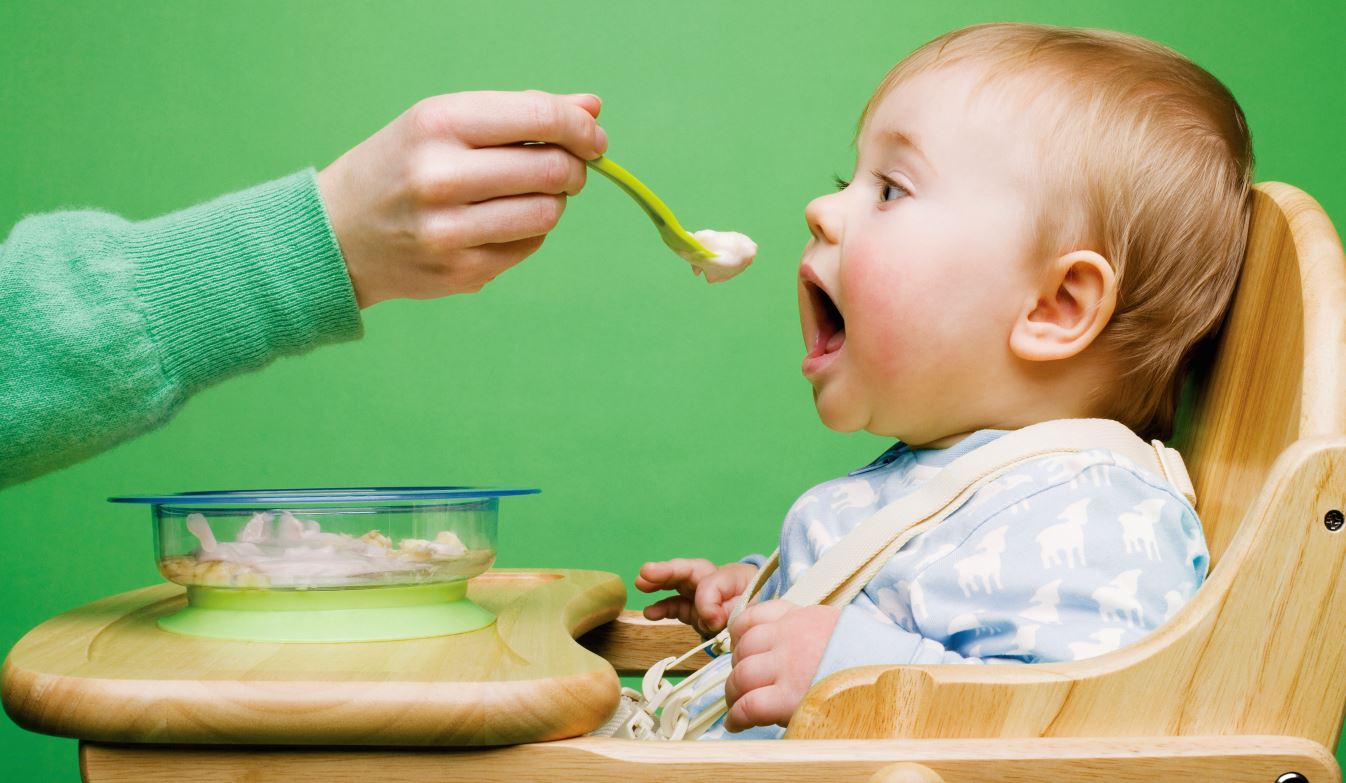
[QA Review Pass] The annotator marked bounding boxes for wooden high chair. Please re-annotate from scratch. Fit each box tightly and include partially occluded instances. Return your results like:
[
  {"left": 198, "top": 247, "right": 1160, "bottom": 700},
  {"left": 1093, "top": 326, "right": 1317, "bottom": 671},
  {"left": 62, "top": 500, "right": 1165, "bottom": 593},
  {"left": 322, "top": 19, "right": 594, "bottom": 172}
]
[{"left": 36, "top": 182, "right": 1346, "bottom": 781}]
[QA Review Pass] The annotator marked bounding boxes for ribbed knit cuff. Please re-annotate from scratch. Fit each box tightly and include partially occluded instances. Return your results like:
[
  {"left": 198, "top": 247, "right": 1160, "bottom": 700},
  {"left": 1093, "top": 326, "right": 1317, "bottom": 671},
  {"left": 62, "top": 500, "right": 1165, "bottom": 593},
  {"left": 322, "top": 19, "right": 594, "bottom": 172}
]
[{"left": 126, "top": 170, "right": 362, "bottom": 392}]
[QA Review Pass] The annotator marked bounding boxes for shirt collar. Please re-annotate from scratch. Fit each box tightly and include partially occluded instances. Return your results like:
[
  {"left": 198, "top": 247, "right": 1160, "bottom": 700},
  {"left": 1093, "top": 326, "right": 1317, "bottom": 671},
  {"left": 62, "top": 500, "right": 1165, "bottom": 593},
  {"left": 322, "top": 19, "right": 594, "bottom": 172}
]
[{"left": 849, "top": 429, "right": 1010, "bottom": 476}]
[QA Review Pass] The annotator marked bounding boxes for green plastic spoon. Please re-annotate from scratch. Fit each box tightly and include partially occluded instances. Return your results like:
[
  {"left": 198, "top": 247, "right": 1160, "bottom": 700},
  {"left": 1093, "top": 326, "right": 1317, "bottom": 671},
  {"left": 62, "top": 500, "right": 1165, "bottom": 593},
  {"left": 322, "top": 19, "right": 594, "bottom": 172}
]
[{"left": 585, "top": 155, "right": 716, "bottom": 261}]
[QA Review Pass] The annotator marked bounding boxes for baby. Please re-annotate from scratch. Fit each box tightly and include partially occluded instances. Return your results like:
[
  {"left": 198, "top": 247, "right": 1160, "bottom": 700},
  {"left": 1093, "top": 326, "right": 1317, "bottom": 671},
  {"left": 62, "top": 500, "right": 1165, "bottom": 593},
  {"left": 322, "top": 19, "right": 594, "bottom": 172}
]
[{"left": 636, "top": 23, "right": 1253, "bottom": 740}]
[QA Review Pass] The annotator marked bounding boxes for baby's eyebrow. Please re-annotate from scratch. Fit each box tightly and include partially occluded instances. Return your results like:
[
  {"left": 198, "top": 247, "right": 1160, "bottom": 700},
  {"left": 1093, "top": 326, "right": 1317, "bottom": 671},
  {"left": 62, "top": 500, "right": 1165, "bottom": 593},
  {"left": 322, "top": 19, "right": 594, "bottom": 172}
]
[{"left": 879, "top": 129, "right": 936, "bottom": 176}]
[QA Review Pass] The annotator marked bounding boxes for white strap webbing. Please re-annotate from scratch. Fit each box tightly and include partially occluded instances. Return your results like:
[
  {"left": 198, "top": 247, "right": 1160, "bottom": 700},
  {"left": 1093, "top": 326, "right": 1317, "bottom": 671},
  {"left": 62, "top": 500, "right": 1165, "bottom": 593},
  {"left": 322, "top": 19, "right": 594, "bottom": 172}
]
[{"left": 607, "top": 418, "right": 1195, "bottom": 740}]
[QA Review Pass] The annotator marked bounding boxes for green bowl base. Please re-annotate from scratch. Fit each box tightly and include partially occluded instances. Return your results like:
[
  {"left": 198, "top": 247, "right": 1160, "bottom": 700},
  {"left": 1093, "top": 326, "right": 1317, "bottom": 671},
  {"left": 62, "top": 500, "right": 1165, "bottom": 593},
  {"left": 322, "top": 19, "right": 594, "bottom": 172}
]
[{"left": 158, "top": 581, "right": 495, "bottom": 642}]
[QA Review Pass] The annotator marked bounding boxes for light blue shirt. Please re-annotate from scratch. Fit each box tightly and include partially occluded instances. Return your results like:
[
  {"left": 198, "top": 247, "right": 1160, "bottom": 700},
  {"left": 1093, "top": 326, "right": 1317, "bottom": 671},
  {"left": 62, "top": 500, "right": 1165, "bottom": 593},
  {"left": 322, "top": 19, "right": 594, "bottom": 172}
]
[{"left": 694, "top": 428, "right": 1209, "bottom": 740}]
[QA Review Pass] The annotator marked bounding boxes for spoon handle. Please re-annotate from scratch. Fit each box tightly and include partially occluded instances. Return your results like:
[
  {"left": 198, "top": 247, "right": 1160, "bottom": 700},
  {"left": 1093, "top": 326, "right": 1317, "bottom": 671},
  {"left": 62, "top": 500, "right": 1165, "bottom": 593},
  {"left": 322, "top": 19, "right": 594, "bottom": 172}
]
[{"left": 585, "top": 155, "right": 713, "bottom": 260}]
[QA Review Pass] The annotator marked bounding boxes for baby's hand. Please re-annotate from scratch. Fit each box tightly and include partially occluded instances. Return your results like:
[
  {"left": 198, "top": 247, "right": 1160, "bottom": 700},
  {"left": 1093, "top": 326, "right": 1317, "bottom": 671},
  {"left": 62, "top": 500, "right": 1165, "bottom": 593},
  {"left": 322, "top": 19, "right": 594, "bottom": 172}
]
[
  {"left": 317, "top": 90, "right": 607, "bottom": 307},
  {"left": 635, "top": 559, "right": 757, "bottom": 637},
  {"left": 722, "top": 599, "right": 841, "bottom": 733}
]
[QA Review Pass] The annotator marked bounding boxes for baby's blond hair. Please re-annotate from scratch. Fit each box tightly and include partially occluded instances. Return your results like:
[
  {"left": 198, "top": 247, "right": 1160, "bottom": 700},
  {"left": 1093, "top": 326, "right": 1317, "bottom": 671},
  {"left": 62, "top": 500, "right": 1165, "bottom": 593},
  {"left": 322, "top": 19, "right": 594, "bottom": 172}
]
[{"left": 862, "top": 23, "right": 1254, "bottom": 440}]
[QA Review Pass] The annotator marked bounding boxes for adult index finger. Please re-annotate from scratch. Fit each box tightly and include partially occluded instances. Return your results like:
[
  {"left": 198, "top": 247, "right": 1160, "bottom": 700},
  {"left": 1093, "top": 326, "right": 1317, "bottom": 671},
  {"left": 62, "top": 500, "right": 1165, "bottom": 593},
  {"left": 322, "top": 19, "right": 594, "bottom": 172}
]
[
  {"left": 563, "top": 93, "right": 602, "bottom": 118},
  {"left": 445, "top": 90, "right": 607, "bottom": 160}
]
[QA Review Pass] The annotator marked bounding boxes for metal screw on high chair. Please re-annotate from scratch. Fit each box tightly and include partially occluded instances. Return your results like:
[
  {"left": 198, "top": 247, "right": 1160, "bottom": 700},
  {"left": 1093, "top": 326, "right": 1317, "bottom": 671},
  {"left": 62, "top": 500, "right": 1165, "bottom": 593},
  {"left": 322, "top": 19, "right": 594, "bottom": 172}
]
[{"left": 1275, "top": 773, "right": 1309, "bottom": 783}]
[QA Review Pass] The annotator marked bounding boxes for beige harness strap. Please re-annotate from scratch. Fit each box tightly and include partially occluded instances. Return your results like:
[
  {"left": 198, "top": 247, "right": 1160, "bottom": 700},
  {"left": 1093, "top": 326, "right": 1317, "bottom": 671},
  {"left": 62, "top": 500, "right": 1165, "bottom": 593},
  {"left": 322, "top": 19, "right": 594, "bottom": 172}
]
[{"left": 603, "top": 419, "right": 1195, "bottom": 740}]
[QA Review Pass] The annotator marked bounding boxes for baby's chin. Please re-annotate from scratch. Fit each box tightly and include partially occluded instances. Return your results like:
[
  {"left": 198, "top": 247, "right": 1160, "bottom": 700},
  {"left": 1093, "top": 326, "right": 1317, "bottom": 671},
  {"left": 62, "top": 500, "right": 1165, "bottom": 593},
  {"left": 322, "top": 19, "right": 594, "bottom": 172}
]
[
  {"left": 811, "top": 386, "right": 869, "bottom": 433},
  {"left": 813, "top": 387, "right": 915, "bottom": 439}
]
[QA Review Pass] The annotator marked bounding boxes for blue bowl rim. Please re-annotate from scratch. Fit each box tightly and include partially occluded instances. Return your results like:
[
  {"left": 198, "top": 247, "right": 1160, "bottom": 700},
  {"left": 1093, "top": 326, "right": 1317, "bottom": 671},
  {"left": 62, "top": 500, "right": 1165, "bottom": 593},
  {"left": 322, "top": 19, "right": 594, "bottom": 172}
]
[{"left": 109, "top": 486, "right": 541, "bottom": 505}]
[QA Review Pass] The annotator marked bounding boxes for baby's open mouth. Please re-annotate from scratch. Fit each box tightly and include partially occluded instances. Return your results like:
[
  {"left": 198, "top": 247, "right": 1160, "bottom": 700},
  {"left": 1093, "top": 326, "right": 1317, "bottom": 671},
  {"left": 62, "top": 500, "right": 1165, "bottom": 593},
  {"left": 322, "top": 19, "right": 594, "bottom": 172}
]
[{"left": 804, "top": 279, "right": 846, "bottom": 358}]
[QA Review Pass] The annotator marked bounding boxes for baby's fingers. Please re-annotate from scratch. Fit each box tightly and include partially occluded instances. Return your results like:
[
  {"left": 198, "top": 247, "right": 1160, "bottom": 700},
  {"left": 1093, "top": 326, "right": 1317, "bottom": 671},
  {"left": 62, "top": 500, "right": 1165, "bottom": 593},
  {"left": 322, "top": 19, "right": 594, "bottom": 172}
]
[
  {"left": 695, "top": 602, "right": 729, "bottom": 635},
  {"left": 722, "top": 650, "right": 776, "bottom": 712},
  {"left": 642, "top": 595, "right": 695, "bottom": 625},
  {"left": 694, "top": 572, "right": 747, "bottom": 632},
  {"left": 729, "top": 599, "right": 795, "bottom": 654},
  {"left": 635, "top": 558, "right": 716, "bottom": 595},
  {"left": 694, "top": 588, "right": 732, "bottom": 634},
  {"left": 724, "top": 683, "right": 793, "bottom": 733}
]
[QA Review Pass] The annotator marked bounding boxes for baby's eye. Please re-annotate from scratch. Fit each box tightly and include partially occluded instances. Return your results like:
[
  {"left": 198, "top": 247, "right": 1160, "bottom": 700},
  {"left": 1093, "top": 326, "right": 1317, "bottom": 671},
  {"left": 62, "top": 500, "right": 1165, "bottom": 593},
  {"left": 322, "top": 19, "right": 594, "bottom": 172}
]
[
  {"left": 832, "top": 174, "right": 851, "bottom": 191},
  {"left": 874, "top": 170, "right": 909, "bottom": 202}
]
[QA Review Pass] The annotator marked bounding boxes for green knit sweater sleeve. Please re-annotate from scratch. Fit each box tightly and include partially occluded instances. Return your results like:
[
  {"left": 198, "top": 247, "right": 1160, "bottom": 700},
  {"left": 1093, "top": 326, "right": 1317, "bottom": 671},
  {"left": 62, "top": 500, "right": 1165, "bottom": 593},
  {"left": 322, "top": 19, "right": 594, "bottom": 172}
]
[{"left": 0, "top": 169, "right": 362, "bottom": 488}]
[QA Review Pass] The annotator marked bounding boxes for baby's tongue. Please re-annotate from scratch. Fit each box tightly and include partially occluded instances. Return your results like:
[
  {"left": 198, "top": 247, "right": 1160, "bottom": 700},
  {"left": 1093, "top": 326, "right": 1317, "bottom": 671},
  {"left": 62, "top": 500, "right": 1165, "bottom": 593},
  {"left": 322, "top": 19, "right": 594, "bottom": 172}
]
[{"left": 825, "top": 329, "right": 845, "bottom": 353}]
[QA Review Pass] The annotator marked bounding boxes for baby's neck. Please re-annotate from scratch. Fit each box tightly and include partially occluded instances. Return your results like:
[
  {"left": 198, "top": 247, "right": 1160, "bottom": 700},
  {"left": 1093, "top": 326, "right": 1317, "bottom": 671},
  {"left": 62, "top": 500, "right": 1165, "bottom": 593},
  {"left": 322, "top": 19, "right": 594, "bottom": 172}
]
[
  {"left": 908, "top": 430, "right": 981, "bottom": 450},
  {"left": 898, "top": 353, "right": 1119, "bottom": 451}
]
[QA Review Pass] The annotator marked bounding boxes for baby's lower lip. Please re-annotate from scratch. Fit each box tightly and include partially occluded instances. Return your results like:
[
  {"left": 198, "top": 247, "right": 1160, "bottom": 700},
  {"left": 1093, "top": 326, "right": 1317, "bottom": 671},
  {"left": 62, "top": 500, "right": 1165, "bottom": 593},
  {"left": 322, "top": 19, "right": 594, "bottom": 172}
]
[{"left": 802, "top": 330, "right": 845, "bottom": 377}]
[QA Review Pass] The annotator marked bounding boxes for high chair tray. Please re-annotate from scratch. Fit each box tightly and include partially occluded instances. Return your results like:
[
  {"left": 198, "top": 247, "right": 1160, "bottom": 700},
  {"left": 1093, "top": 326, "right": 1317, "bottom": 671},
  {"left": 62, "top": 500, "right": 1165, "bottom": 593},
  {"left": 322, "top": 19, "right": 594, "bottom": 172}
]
[{"left": 1, "top": 569, "right": 625, "bottom": 746}]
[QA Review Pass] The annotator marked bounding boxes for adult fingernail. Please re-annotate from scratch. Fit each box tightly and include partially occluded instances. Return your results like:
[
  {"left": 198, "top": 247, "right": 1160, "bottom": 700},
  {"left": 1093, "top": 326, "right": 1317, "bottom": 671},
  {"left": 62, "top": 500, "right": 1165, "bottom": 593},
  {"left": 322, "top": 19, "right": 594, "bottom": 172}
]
[{"left": 595, "top": 125, "right": 608, "bottom": 155}]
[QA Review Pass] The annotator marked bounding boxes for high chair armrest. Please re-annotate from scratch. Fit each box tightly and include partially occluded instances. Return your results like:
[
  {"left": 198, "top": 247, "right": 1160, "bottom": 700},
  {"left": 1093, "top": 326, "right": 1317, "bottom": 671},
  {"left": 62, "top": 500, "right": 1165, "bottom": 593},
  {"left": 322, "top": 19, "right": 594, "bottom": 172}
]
[
  {"left": 788, "top": 663, "right": 1075, "bottom": 740},
  {"left": 578, "top": 609, "right": 712, "bottom": 676}
]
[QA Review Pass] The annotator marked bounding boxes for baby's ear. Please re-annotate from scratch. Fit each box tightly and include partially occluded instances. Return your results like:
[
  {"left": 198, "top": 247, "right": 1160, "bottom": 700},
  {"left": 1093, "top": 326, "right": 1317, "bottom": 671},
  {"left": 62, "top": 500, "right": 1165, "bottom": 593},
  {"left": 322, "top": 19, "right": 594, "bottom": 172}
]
[{"left": 1009, "top": 250, "right": 1117, "bottom": 362}]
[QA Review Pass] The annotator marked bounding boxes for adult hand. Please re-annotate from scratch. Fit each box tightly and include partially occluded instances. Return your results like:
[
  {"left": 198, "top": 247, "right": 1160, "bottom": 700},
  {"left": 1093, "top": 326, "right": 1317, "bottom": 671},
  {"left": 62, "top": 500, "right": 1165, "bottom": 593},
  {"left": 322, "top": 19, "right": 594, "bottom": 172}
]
[
  {"left": 317, "top": 90, "right": 607, "bottom": 307},
  {"left": 722, "top": 599, "right": 841, "bottom": 732}
]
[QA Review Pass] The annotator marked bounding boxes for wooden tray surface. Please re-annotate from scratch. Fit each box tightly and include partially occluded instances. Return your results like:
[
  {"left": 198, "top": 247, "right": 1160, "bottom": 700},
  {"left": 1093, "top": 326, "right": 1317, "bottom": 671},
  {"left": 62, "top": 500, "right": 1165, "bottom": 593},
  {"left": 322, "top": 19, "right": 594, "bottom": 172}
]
[{"left": 2, "top": 569, "right": 625, "bottom": 746}]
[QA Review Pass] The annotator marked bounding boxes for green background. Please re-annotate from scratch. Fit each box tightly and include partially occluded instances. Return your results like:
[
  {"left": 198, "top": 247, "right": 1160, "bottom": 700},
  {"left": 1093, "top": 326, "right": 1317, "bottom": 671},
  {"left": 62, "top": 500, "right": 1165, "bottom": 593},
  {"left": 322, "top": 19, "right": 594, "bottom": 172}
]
[{"left": 2, "top": 1, "right": 1343, "bottom": 779}]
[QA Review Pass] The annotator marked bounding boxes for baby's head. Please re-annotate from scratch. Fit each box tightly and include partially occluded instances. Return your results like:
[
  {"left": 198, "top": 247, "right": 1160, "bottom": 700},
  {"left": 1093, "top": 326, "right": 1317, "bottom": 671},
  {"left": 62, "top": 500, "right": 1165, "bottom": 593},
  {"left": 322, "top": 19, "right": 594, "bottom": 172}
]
[{"left": 798, "top": 22, "right": 1253, "bottom": 447}]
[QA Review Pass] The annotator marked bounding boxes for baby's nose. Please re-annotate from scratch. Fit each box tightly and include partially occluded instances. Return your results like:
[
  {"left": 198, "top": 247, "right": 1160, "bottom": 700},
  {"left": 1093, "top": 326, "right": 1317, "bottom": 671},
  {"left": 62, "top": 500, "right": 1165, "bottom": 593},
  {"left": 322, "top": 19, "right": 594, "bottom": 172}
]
[{"left": 804, "top": 193, "right": 843, "bottom": 245}]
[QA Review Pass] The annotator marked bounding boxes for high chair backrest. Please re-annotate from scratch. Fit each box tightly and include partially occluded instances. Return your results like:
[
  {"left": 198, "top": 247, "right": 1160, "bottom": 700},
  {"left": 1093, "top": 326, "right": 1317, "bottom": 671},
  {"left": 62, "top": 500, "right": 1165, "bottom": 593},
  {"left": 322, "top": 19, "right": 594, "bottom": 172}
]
[{"left": 1176, "top": 182, "right": 1346, "bottom": 566}]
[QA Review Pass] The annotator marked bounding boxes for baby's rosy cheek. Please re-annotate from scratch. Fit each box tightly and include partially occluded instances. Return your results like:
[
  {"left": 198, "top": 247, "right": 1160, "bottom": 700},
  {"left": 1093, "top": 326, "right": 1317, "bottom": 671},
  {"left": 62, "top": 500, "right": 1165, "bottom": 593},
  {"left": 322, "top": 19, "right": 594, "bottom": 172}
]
[
  {"left": 851, "top": 300, "right": 913, "bottom": 370},
  {"left": 849, "top": 259, "right": 915, "bottom": 324},
  {"left": 868, "top": 332, "right": 917, "bottom": 381}
]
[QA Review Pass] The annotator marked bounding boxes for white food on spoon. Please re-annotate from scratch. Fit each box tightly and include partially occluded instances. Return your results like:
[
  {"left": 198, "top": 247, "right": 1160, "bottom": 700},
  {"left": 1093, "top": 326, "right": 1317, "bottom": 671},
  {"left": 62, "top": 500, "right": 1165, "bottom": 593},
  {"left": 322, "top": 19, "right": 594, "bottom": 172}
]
[{"left": 681, "top": 230, "right": 757, "bottom": 283}]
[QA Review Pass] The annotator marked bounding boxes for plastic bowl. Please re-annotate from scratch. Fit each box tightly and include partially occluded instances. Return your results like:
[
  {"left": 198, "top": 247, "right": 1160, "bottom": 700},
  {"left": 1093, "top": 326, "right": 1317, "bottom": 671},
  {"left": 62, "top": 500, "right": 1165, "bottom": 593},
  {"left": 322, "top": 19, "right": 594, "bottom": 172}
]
[{"left": 110, "top": 487, "right": 539, "bottom": 642}]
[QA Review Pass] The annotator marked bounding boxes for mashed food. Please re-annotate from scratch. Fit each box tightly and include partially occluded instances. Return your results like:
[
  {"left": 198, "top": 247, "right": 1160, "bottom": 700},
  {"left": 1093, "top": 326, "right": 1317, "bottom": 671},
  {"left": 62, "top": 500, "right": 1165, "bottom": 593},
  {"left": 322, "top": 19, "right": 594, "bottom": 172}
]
[
  {"left": 159, "top": 511, "right": 493, "bottom": 589},
  {"left": 682, "top": 230, "right": 757, "bottom": 283}
]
